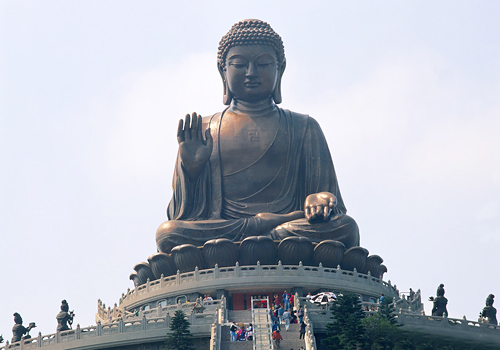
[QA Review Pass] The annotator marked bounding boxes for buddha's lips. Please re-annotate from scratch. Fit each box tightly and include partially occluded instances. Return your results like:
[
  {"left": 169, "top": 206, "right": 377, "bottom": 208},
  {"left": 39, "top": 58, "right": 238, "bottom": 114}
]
[{"left": 245, "top": 82, "right": 261, "bottom": 88}]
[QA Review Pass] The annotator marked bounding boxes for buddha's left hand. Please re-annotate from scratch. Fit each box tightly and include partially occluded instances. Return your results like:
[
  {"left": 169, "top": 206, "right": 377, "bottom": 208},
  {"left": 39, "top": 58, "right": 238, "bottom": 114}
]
[{"left": 304, "top": 192, "right": 337, "bottom": 223}]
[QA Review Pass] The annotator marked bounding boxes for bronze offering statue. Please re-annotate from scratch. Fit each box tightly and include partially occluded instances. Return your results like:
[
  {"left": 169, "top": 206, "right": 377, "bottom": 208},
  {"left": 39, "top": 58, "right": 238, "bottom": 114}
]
[
  {"left": 156, "top": 19, "right": 359, "bottom": 253},
  {"left": 429, "top": 283, "right": 448, "bottom": 317},
  {"left": 11, "top": 313, "right": 36, "bottom": 343},
  {"left": 480, "top": 294, "right": 498, "bottom": 325},
  {"left": 56, "top": 299, "right": 75, "bottom": 332}
]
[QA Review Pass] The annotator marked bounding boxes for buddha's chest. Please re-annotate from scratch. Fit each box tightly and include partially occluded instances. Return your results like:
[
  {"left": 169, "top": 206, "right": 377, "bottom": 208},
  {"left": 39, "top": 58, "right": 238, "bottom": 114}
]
[{"left": 219, "top": 114, "right": 287, "bottom": 175}]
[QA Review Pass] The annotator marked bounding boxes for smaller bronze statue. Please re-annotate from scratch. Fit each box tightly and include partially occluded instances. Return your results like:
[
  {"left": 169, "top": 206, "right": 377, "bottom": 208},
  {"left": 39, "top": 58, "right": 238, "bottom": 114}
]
[
  {"left": 429, "top": 283, "right": 448, "bottom": 317},
  {"left": 480, "top": 294, "right": 498, "bottom": 325},
  {"left": 56, "top": 299, "right": 75, "bottom": 332},
  {"left": 11, "top": 313, "right": 36, "bottom": 343}
]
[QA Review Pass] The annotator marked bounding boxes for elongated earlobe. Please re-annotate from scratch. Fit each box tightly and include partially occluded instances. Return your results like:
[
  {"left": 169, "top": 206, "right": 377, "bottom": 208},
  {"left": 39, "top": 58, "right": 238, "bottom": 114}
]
[
  {"left": 218, "top": 64, "right": 232, "bottom": 105},
  {"left": 222, "top": 78, "right": 232, "bottom": 105},
  {"left": 273, "top": 60, "right": 286, "bottom": 104},
  {"left": 273, "top": 76, "right": 282, "bottom": 104}
]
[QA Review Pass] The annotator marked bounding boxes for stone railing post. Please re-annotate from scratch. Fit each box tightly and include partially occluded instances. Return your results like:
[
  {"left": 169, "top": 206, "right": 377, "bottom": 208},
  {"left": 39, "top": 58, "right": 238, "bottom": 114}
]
[
  {"left": 195, "top": 266, "right": 199, "bottom": 281},
  {"left": 160, "top": 274, "right": 165, "bottom": 288},
  {"left": 97, "top": 321, "right": 102, "bottom": 336},
  {"left": 76, "top": 324, "right": 81, "bottom": 340},
  {"left": 277, "top": 260, "right": 283, "bottom": 275},
  {"left": 176, "top": 270, "right": 181, "bottom": 285},
  {"left": 37, "top": 331, "right": 42, "bottom": 346},
  {"left": 298, "top": 261, "right": 304, "bottom": 276},
  {"left": 214, "top": 264, "right": 220, "bottom": 279},
  {"left": 235, "top": 262, "right": 240, "bottom": 277},
  {"left": 119, "top": 319, "right": 124, "bottom": 333},
  {"left": 142, "top": 315, "right": 147, "bottom": 331},
  {"left": 318, "top": 262, "right": 324, "bottom": 277}
]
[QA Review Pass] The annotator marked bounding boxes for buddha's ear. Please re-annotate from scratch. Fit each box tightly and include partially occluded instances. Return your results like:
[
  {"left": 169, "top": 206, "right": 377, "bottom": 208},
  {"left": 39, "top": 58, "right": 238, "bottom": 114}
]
[
  {"left": 273, "top": 59, "right": 286, "bottom": 104},
  {"left": 218, "top": 63, "right": 232, "bottom": 105}
]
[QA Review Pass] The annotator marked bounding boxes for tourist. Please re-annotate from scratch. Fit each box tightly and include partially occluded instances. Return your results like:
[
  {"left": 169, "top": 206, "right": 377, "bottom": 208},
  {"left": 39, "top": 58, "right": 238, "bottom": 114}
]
[
  {"left": 229, "top": 321, "right": 237, "bottom": 342},
  {"left": 299, "top": 321, "right": 307, "bottom": 339},
  {"left": 283, "top": 309, "right": 291, "bottom": 331},
  {"left": 236, "top": 326, "right": 246, "bottom": 341},
  {"left": 272, "top": 328, "right": 283, "bottom": 348},
  {"left": 291, "top": 308, "right": 297, "bottom": 324},
  {"left": 272, "top": 320, "right": 281, "bottom": 332},
  {"left": 297, "top": 306, "right": 304, "bottom": 324},
  {"left": 290, "top": 293, "right": 295, "bottom": 308},
  {"left": 306, "top": 292, "right": 312, "bottom": 300},
  {"left": 283, "top": 290, "right": 290, "bottom": 310},
  {"left": 278, "top": 305, "right": 285, "bottom": 324},
  {"left": 379, "top": 293, "right": 385, "bottom": 304},
  {"left": 246, "top": 323, "right": 253, "bottom": 341},
  {"left": 274, "top": 294, "right": 280, "bottom": 309}
]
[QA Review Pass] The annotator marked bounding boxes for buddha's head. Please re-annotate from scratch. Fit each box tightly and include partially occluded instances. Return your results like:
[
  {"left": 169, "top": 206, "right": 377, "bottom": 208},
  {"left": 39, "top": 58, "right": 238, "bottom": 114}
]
[{"left": 218, "top": 19, "right": 286, "bottom": 105}]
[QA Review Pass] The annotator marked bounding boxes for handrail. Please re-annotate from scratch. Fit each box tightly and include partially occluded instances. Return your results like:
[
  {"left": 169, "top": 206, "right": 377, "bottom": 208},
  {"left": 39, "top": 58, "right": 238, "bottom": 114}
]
[
  {"left": 296, "top": 293, "right": 317, "bottom": 350},
  {"left": 1, "top": 303, "right": 217, "bottom": 350},
  {"left": 209, "top": 309, "right": 221, "bottom": 350},
  {"left": 119, "top": 262, "right": 399, "bottom": 308},
  {"left": 251, "top": 296, "right": 274, "bottom": 350}
]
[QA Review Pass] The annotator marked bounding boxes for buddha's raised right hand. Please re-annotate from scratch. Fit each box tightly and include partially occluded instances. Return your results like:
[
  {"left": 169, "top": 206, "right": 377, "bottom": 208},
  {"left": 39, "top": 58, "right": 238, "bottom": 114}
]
[{"left": 177, "top": 112, "right": 213, "bottom": 180}]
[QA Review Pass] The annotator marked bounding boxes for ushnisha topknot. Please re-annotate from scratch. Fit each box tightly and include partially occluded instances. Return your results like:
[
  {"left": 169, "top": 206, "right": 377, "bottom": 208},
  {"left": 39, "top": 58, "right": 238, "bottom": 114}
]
[{"left": 217, "top": 19, "right": 285, "bottom": 70}]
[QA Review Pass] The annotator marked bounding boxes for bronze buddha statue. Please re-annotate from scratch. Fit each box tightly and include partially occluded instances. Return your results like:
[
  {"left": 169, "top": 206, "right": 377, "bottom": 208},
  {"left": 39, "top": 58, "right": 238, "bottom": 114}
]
[{"left": 155, "top": 19, "right": 359, "bottom": 254}]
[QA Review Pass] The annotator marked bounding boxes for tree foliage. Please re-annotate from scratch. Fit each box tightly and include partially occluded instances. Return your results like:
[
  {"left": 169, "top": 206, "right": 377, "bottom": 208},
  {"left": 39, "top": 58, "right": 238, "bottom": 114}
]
[
  {"left": 164, "top": 310, "right": 195, "bottom": 350},
  {"left": 324, "top": 292, "right": 366, "bottom": 350}
]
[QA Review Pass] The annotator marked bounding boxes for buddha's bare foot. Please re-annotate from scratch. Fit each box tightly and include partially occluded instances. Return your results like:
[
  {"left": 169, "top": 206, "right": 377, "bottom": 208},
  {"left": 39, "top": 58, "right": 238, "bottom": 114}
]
[{"left": 256, "top": 211, "right": 304, "bottom": 232}]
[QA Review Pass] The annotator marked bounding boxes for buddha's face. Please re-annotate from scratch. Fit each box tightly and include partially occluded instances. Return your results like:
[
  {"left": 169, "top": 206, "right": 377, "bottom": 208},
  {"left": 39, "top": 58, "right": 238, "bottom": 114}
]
[{"left": 225, "top": 45, "right": 279, "bottom": 103}]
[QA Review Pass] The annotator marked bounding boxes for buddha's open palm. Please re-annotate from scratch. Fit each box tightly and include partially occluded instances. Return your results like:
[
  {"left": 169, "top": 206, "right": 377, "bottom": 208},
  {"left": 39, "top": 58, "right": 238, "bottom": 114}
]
[
  {"left": 304, "top": 192, "right": 337, "bottom": 223},
  {"left": 177, "top": 113, "right": 213, "bottom": 180}
]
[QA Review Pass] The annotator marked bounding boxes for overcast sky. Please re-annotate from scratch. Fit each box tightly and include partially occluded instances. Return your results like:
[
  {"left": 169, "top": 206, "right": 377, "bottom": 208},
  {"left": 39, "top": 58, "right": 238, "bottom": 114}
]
[{"left": 1, "top": 0, "right": 499, "bottom": 338}]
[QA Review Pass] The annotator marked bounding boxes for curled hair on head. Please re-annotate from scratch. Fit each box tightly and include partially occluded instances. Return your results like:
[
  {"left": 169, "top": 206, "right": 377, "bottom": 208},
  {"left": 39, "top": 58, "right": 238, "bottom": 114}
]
[{"left": 217, "top": 19, "right": 285, "bottom": 71}]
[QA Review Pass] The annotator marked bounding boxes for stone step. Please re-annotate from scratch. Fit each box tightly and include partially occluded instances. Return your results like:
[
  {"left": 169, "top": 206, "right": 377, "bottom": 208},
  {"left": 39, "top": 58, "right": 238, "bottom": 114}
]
[
  {"left": 228, "top": 309, "right": 252, "bottom": 323},
  {"left": 221, "top": 340, "right": 254, "bottom": 350}
]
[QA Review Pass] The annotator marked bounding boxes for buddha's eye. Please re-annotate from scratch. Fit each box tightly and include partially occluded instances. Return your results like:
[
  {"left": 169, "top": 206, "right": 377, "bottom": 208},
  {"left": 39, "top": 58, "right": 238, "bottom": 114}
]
[{"left": 229, "top": 62, "right": 247, "bottom": 69}]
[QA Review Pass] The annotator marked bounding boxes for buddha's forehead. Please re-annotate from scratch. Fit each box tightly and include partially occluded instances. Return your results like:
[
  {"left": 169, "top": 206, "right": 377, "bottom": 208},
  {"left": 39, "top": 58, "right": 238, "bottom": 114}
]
[{"left": 226, "top": 45, "right": 277, "bottom": 61}]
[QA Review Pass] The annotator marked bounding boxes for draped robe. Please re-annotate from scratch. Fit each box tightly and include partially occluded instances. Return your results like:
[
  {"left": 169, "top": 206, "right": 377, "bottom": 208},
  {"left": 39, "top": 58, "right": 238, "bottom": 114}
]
[{"left": 156, "top": 108, "right": 359, "bottom": 252}]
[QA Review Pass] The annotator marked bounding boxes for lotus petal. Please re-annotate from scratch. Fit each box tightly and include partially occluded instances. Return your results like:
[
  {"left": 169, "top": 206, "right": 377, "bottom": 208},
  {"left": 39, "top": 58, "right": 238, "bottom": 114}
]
[
  {"left": 239, "top": 236, "right": 276, "bottom": 265},
  {"left": 341, "top": 247, "right": 369, "bottom": 272},
  {"left": 203, "top": 238, "right": 238, "bottom": 268},
  {"left": 148, "top": 252, "right": 176, "bottom": 279},
  {"left": 313, "top": 240, "right": 346, "bottom": 267},
  {"left": 171, "top": 244, "right": 206, "bottom": 273}
]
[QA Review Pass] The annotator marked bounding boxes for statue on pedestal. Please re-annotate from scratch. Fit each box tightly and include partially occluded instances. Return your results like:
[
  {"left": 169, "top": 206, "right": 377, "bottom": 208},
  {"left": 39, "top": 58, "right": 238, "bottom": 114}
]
[
  {"left": 129, "top": 20, "right": 388, "bottom": 282},
  {"left": 11, "top": 313, "right": 36, "bottom": 343},
  {"left": 56, "top": 299, "right": 75, "bottom": 332},
  {"left": 480, "top": 294, "right": 497, "bottom": 325},
  {"left": 156, "top": 19, "right": 359, "bottom": 253},
  {"left": 429, "top": 283, "right": 448, "bottom": 317}
]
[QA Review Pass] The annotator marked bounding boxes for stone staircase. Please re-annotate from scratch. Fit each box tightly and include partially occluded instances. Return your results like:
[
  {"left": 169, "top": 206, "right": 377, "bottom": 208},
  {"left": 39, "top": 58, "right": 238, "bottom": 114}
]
[
  {"left": 277, "top": 323, "right": 306, "bottom": 349},
  {"left": 221, "top": 310, "right": 253, "bottom": 350}
]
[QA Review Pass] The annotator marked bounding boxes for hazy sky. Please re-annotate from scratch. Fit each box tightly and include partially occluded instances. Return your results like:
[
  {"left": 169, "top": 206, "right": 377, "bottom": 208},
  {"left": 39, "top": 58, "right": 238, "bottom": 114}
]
[{"left": 1, "top": 0, "right": 499, "bottom": 338}]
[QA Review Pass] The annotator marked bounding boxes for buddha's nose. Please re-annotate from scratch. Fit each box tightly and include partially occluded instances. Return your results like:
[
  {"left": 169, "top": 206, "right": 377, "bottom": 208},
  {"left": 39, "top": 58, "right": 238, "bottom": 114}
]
[{"left": 246, "top": 62, "right": 258, "bottom": 78}]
